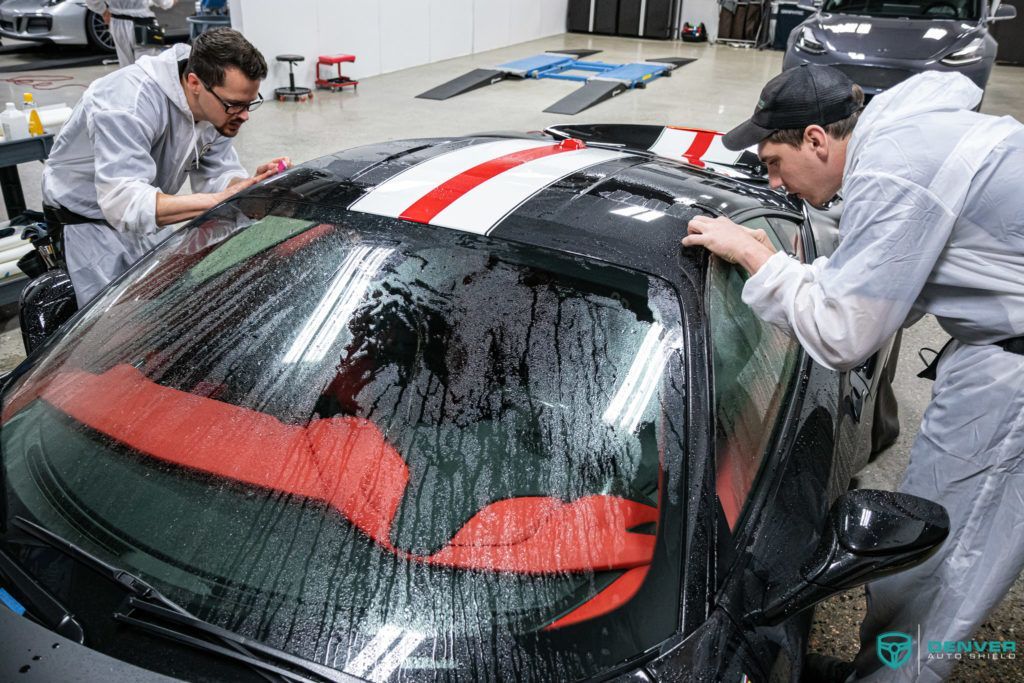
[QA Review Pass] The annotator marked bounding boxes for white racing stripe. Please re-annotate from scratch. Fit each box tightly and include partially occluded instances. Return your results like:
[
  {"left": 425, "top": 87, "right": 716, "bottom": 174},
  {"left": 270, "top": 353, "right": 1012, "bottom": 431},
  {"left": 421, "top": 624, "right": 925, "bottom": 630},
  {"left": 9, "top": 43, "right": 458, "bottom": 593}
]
[
  {"left": 350, "top": 139, "right": 553, "bottom": 218},
  {"left": 430, "top": 147, "right": 627, "bottom": 234},
  {"left": 648, "top": 127, "right": 747, "bottom": 167},
  {"left": 351, "top": 140, "right": 626, "bottom": 235}
]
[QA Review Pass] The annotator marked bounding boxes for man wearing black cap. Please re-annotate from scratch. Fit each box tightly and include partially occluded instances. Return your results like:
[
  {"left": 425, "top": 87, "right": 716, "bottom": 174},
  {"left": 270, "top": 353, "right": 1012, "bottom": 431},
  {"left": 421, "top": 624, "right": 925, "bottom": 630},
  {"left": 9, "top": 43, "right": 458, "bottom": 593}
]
[{"left": 684, "top": 64, "right": 1024, "bottom": 681}]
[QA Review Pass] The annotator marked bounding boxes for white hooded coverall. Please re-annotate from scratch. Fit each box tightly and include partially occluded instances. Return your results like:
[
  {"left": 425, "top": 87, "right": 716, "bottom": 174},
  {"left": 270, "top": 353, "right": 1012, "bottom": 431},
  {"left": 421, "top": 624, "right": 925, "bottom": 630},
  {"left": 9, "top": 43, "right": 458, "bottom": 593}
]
[
  {"left": 85, "top": 0, "right": 175, "bottom": 68},
  {"left": 41, "top": 43, "right": 248, "bottom": 307},
  {"left": 742, "top": 71, "right": 1024, "bottom": 681}
]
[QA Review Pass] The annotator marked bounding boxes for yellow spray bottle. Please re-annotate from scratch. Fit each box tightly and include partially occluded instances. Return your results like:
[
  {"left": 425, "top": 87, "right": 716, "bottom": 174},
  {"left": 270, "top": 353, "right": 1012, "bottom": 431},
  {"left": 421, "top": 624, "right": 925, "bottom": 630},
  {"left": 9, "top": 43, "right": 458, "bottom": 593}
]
[{"left": 23, "top": 93, "right": 44, "bottom": 136}]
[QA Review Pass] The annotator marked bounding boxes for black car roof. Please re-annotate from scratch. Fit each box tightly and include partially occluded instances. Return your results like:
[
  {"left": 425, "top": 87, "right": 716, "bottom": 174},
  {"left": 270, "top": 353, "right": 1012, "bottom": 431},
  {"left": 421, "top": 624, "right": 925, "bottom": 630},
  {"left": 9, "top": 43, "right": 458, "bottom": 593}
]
[{"left": 244, "top": 133, "right": 799, "bottom": 282}]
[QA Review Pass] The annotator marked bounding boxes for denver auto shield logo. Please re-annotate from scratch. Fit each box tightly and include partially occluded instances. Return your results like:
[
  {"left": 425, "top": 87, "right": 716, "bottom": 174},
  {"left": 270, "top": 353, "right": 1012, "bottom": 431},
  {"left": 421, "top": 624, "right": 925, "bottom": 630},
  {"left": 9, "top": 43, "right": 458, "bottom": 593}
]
[{"left": 878, "top": 631, "right": 914, "bottom": 669}]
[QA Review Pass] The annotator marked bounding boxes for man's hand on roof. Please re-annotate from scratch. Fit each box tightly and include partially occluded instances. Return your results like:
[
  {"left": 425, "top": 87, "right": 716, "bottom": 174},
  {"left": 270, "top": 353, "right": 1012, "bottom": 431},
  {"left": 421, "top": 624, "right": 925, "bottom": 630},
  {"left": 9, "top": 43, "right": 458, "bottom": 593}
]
[
  {"left": 216, "top": 158, "right": 293, "bottom": 203},
  {"left": 682, "top": 215, "right": 777, "bottom": 275},
  {"left": 255, "top": 157, "right": 292, "bottom": 177}
]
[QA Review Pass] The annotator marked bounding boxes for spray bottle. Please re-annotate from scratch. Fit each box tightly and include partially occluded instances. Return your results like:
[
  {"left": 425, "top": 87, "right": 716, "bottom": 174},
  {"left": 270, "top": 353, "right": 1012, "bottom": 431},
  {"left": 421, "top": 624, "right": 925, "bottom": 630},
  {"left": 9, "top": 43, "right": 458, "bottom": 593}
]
[{"left": 22, "top": 93, "right": 44, "bottom": 137}]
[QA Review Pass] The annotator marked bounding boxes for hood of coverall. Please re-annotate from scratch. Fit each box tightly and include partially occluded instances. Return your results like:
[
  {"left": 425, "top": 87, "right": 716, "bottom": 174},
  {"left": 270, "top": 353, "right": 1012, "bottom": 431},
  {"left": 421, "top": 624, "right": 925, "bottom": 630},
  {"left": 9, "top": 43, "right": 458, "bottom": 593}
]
[
  {"left": 137, "top": 42, "right": 193, "bottom": 117},
  {"left": 845, "top": 71, "right": 984, "bottom": 173}
]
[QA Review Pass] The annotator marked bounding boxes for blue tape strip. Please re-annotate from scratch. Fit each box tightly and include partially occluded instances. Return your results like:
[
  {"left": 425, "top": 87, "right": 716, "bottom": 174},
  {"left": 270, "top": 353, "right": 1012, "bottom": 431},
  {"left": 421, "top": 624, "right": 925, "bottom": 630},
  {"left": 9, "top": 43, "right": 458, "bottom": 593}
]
[{"left": 0, "top": 587, "right": 26, "bottom": 615}]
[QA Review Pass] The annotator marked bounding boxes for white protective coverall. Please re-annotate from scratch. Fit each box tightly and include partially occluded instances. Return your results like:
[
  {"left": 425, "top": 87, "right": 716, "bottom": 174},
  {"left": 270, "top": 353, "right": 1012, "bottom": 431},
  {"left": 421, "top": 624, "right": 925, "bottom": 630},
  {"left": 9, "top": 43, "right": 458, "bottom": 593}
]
[
  {"left": 41, "top": 43, "right": 248, "bottom": 307},
  {"left": 85, "top": 0, "right": 175, "bottom": 68},
  {"left": 742, "top": 71, "right": 1024, "bottom": 681}
]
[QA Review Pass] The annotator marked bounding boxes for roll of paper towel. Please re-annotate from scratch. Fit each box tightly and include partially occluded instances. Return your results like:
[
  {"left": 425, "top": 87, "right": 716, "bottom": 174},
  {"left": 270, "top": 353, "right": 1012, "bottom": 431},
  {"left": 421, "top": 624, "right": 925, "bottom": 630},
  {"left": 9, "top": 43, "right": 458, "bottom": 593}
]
[{"left": 33, "top": 104, "right": 73, "bottom": 129}]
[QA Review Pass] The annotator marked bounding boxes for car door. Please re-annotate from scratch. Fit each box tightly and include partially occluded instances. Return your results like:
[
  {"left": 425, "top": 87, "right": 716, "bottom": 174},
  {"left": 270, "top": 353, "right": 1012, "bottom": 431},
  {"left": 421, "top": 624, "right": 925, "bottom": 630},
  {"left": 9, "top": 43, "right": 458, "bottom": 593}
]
[
  {"left": 645, "top": 213, "right": 807, "bottom": 683},
  {"left": 705, "top": 211, "right": 847, "bottom": 682},
  {"left": 706, "top": 214, "right": 803, "bottom": 536}
]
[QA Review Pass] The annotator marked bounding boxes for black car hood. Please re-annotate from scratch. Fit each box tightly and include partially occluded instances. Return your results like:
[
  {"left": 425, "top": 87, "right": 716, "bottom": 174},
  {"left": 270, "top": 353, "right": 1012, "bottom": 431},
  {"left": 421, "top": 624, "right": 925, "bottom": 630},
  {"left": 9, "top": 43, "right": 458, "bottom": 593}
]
[{"left": 812, "top": 14, "right": 976, "bottom": 60}]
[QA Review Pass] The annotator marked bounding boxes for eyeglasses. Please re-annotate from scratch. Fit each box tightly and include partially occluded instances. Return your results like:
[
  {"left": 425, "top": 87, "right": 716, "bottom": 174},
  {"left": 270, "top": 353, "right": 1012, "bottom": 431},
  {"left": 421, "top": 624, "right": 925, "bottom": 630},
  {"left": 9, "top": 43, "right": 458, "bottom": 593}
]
[{"left": 199, "top": 78, "right": 264, "bottom": 115}]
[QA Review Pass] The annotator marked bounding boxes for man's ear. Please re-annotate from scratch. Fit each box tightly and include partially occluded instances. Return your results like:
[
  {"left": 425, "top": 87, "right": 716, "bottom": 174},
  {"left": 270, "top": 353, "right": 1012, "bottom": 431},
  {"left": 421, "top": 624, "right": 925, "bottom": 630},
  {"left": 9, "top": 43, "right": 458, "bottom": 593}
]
[
  {"left": 185, "top": 72, "right": 201, "bottom": 97},
  {"left": 804, "top": 125, "right": 830, "bottom": 158}
]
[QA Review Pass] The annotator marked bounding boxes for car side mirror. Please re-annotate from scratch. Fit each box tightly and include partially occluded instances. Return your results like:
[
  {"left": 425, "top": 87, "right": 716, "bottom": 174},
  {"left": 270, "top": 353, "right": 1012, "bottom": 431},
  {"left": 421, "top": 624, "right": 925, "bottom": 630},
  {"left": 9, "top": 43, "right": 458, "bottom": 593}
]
[
  {"left": 19, "top": 268, "right": 79, "bottom": 355},
  {"left": 991, "top": 3, "right": 1017, "bottom": 20},
  {"left": 746, "top": 489, "right": 949, "bottom": 626},
  {"left": 797, "top": 0, "right": 819, "bottom": 10}
]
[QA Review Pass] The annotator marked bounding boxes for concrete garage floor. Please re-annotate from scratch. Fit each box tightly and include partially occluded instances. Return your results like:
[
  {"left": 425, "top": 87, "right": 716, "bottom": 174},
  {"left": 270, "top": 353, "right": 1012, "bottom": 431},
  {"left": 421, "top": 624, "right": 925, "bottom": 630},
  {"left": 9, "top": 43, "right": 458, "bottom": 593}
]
[{"left": 0, "top": 34, "right": 1023, "bottom": 680}]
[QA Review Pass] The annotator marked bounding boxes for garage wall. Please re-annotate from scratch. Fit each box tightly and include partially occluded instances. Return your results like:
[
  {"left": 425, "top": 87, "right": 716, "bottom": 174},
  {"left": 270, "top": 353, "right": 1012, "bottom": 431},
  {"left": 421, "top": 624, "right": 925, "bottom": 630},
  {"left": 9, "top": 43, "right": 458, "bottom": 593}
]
[{"left": 233, "top": 0, "right": 570, "bottom": 92}]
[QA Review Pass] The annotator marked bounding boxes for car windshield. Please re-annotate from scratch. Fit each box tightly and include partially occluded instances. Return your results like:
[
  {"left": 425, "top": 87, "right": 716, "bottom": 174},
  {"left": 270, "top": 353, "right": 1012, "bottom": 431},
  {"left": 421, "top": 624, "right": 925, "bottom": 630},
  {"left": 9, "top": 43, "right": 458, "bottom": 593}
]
[
  {"left": 821, "top": 0, "right": 979, "bottom": 19},
  {"left": 1, "top": 200, "right": 688, "bottom": 681}
]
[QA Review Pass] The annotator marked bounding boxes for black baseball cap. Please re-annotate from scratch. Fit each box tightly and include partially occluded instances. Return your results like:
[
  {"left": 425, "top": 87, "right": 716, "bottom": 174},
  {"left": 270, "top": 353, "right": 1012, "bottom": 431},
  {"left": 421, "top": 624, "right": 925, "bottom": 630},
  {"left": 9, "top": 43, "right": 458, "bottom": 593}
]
[{"left": 722, "top": 64, "right": 860, "bottom": 151}]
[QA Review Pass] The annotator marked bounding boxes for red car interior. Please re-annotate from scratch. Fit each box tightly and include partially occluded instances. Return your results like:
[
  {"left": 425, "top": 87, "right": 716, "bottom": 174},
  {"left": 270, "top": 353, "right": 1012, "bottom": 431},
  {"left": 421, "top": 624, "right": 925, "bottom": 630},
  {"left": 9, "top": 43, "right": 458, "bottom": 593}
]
[{"left": 4, "top": 363, "right": 659, "bottom": 628}]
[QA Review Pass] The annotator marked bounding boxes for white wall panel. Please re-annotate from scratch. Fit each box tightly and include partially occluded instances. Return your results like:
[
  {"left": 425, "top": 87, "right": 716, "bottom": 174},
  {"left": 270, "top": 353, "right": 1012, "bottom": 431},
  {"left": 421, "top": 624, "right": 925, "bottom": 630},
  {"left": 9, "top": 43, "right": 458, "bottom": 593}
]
[
  {"left": 507, "top": 0, "right": 542, "bottom": 44},
  {"left": 472, "top": 0, "right": 511, "bottom": 52},
  {"left": 429, "top": 0, "right": 474, "bottom": 63},
  {"left": 379, "top": 0, "right": 431, "bottom": 73},
  {"left": 227, "top": 0, "right": 244, "bottom": 32},
  {"left": 318, "top": 0, "right": 382, "bottom": 80},
  {"left": 239, "top": 0, "right": 318, "bottom": 92},
  {"left": 240, "top": 0, "right": 567, "bottom": 87},
  {"left": 539, "top": 0, "right": 569, "bottom": 36}
]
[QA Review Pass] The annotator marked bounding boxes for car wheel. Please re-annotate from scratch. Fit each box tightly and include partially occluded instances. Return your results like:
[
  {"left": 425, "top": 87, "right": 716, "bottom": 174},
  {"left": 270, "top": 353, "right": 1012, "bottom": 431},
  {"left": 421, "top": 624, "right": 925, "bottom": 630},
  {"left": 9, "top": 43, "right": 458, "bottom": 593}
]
[{"left": 85, "top": 10, "right": 115, "bottom": 52}]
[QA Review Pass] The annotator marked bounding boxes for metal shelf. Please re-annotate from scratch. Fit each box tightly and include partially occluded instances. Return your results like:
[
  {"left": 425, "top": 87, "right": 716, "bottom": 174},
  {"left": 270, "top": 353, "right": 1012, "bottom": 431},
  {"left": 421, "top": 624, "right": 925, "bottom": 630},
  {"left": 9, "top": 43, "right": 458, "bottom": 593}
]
[{"left": 0, "top": 134, "right": 53, "bottom": 168}]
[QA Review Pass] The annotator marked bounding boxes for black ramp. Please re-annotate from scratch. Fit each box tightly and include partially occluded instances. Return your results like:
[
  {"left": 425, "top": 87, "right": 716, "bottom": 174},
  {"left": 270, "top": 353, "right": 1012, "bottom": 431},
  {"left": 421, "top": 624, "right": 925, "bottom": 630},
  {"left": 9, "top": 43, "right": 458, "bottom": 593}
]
[
  {"left": 545, "top": 49, "right": 603, "bottom": 59},
  {"left": 544, "top": 80, "right": 629, "bottom": 115},
  {"left": 416, "top": 69, "right": 508, "bottom": 100},
  {"left": 646, "top": 57, "right": 697, "bottom": 74}
]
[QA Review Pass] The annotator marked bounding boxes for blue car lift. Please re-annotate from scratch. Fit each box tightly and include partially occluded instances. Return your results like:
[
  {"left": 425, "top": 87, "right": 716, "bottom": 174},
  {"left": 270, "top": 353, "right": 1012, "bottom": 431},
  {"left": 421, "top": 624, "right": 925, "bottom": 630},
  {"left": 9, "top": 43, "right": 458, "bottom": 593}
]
[{"left": 416, "top": 50, "right": 694, "bottom": 115}]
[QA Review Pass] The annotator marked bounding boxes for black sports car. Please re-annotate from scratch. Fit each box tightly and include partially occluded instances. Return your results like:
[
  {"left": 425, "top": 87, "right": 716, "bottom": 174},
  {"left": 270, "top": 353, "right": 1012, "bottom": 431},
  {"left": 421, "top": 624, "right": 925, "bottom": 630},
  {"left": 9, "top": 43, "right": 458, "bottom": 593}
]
[{"left": 0, "top": 126, "right": 948, "bottom": 682}]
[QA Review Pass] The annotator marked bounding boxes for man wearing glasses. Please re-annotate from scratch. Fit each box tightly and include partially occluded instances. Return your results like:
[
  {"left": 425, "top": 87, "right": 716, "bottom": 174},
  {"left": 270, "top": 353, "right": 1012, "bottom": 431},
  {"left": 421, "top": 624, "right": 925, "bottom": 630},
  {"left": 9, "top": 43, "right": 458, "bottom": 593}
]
[{"left": 41, "top": 28, "right": 290, "bottom": 306}]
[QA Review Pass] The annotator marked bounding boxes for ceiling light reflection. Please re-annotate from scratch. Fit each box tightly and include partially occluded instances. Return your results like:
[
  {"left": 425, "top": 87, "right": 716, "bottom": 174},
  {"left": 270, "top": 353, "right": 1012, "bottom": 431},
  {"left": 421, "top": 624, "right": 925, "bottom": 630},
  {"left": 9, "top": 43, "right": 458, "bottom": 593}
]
[
  {"left": 283, "top": 245, "right": 394, "bottom": 364},
  {"left": 603, "top": 322, "right": 679, "bottom": 433}
]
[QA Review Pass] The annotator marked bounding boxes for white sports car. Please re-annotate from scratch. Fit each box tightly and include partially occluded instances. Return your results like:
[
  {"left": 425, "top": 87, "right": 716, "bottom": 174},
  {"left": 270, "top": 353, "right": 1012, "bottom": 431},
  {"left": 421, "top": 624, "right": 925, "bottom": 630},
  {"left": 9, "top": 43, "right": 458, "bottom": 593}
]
[{"left": 0, "top": 0, "right": 192, "bottom": 52}]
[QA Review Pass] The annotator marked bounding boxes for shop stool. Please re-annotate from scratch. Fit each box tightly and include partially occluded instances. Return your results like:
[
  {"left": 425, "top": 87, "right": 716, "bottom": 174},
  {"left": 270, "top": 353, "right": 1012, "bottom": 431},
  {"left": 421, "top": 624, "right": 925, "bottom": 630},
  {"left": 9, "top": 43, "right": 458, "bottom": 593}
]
[
  {"left": 315, "top": 54, "right": 359, "bottom": 92},
  {"left": 274, "top": 54, "right": 312, "bottom": 103}
]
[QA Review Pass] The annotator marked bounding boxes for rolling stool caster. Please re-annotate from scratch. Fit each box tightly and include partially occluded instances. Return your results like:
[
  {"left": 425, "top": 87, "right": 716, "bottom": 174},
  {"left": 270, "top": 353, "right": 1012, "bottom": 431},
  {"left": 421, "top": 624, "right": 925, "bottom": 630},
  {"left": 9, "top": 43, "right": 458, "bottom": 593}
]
[{"left": 274, "top": 54, "right": 313, "bottom": 103}]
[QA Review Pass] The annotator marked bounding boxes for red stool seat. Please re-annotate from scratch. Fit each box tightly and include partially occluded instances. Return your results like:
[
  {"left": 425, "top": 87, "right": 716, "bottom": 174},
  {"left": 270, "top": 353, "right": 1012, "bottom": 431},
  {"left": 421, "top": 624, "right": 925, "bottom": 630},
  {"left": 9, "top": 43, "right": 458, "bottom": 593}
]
[{"left": 315, "top": 53, "right": 359, "bottom": 92}]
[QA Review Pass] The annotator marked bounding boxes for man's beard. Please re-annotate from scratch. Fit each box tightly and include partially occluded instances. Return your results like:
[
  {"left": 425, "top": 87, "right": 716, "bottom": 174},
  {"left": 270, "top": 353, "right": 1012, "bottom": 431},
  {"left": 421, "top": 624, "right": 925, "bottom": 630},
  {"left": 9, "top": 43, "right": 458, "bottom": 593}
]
[{"left": 216, "top": 119, "right": 244, "bottom": 137}]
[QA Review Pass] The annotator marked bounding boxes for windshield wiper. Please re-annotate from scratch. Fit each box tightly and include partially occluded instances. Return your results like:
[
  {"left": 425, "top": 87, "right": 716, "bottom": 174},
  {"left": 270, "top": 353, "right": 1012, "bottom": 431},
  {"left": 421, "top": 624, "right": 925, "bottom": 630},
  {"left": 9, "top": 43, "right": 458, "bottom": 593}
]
[
  {"left": 115, "top": 597, "right": 358, "bottom": 683},
  {"left": 12, "top": 517, "right": 355, "bottom": 683},
  {"left": 0, "top": 545, "right": 85, "bottom": 642},
  {"left": 12, "top": 516, "right": 182, "bottom": 612}
]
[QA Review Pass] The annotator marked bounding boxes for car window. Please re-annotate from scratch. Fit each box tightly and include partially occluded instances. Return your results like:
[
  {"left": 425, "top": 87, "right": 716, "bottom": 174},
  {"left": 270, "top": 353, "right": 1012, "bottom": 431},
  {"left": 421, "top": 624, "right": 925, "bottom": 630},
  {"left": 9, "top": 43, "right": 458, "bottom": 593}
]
[
  {"left": 709, "top": 219, "right": 800, "bottom": 531},
  {"left": 0, "top": 202, "right": 689, "bottom": 682},
  {"left": 769, "top": 215, "right": 804, "bottom": 261}
]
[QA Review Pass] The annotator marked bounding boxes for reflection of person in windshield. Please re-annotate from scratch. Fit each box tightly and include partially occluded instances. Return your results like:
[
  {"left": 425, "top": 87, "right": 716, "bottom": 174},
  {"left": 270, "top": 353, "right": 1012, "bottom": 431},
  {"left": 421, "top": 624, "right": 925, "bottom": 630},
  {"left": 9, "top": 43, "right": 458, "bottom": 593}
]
[{"left": 683, "top": 64, "right": 1024, "bottom": 681}]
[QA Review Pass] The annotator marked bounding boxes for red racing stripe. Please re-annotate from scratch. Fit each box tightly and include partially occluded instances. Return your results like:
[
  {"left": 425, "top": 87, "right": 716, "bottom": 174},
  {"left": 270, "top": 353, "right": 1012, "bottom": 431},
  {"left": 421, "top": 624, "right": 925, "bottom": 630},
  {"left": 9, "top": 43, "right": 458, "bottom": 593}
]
[
  {"left": 399, "top": 141, "right": 578, "bottom": 224},
  {"left": 681, "top": 129, "right": 717, "bottom": 168}
]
